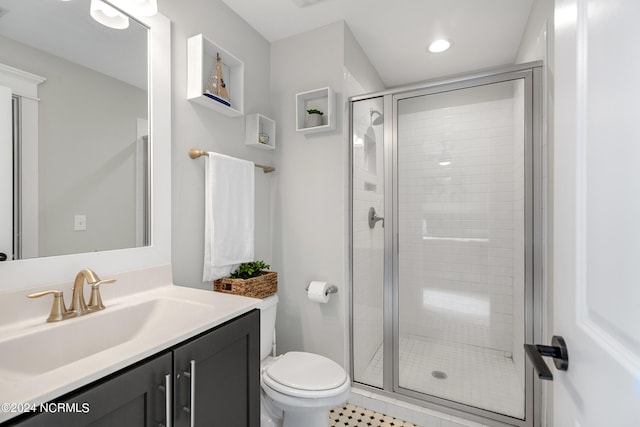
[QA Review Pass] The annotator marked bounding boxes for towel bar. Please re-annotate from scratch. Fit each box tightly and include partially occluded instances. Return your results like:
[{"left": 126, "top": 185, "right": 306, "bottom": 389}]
[{"left": 188, "top": 149, "right": 275, "bottom": 173}]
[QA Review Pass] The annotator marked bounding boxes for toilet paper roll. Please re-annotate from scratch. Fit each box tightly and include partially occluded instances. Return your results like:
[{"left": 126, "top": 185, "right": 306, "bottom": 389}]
[{"left": 307, "top": 281, "right": 330, "bottom": 303}]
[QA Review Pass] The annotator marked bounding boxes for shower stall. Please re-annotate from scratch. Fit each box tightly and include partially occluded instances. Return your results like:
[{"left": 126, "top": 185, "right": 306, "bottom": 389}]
[{"left": 349, "top": 63, "right": 542, "bottom": 426}]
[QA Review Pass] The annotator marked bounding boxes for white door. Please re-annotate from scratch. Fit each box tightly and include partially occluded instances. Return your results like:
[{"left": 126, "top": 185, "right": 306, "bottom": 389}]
[
  {"left": 553, "top": 0, "right": 640, "bottom": 425},
  {"left": 0, "top": 85, "right": 12, "bottom": 261}
]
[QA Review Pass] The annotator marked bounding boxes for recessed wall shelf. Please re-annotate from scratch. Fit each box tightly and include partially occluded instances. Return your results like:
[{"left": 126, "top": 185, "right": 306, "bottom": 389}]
[
  {"left": 187, "top": 34, "right": 244, "bottom": 117},
  {"left": 295, "top": 87, "right": 336, "bottom": 133},
  {"left": 246, "top": 113, "right": 275, "bottom": 150}
]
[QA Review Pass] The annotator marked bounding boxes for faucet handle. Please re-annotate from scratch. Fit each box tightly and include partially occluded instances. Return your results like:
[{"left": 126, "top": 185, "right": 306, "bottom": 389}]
[
  {"left": 27, "top": 290, "right": 76, "bottom": 323},
  {"left": 88, "top": 278, "right": 117, "bottom": 311}
]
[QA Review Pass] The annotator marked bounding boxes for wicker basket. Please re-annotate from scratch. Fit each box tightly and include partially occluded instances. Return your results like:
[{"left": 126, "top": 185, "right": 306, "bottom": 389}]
[{"left": 213, "top": 271, "right": 277, "bottom": 299}]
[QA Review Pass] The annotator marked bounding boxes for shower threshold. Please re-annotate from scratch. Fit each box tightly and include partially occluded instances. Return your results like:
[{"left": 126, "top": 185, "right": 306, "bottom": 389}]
[{"left": 359, "top": 335, "right": 524, "bottom": 419}]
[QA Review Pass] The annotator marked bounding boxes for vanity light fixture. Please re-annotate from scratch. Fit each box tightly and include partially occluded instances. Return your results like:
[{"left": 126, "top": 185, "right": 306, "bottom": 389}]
[
  {"left": 90, "top": 0, "right": 129, "bottom": 29},
  {"left": 111, "top": 0, "right": 158, "bottom": 16},
  {"left": 89, "top": 0, "right": 158, "bottom": 29},
  {"left": 428, "top": 39, "right": 452, "bottom": 54}
]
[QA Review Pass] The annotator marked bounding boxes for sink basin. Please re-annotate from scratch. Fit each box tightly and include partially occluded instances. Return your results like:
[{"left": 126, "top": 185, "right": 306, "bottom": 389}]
[
  {"left": 0, "top": 297, "right": 213, "bottom": 379},
  {"left": 0, "top": 268, "right": 261, "bottom": 424}
]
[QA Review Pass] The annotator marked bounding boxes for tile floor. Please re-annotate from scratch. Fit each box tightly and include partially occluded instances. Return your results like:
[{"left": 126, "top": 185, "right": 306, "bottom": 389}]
[
  {"left": 358, "top": 335, "right": 524, "bottom": 419},
  {"left": 330, "top": 403, "right": 417, "bottom": 427}
]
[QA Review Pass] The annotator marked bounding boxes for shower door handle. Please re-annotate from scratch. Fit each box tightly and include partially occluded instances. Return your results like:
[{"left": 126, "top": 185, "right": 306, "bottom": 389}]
[
  {"left": 368, "top": 207, "right": 384, "bottom": 229},
  {"left": 524, "top": 335, "right": 569, "bottom": 381}
]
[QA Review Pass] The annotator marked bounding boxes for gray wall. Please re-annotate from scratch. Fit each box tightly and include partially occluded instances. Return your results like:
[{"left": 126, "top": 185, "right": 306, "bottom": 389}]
[
  {"left": 160, "top": 0, "right": 384, "bottom": 368},
  {"left": 2, "top": 35, "right": 146, "bottom": 257},
  {"left": 270, "top": 21, "right": 384, "bottom": 367},
  {"left": 161, "top": 0, "right": 274, "bottom": 290}
]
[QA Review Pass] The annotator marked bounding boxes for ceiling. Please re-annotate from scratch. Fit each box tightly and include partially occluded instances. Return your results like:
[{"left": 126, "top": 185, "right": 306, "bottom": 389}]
[{"left": 221, "top": 0, "right": 535, "bottom": 88}]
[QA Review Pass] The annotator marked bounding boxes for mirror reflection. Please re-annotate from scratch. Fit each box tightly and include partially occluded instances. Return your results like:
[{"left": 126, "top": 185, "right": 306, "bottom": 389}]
[{"left": 0, "top": 0, "right": 149, "bottom": 261}]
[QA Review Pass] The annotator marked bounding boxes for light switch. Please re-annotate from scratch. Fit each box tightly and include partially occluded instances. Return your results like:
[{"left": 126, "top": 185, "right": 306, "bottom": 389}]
[{"left": 74, "top": 215, "right": 87, "bottom": 231}]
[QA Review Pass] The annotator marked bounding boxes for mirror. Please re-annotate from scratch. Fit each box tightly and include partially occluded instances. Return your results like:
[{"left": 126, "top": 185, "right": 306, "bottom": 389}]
[
  {"left": 0, "top": 2, "right": 170, "bottom": 292},
  {"left": 0, "top": 0, "right": 149, "bottom": 261}
]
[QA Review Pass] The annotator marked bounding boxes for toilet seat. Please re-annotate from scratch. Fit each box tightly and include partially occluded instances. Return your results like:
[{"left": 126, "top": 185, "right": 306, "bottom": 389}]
[{"left": 262, "top": 352, "right": 349, "bottom": 399}]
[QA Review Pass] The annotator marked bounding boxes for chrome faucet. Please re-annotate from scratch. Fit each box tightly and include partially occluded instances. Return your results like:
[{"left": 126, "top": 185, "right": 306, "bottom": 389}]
[{"left": 28, "top": 268, "right": 116, "bottom": 322}]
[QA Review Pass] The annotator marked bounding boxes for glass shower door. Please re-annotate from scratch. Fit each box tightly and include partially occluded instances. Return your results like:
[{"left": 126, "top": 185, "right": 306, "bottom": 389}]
[
  {"left": 395, "top": 79, "right": 528, "bottom": 419},
  {"left": 351, "top": 96, "right": 385, "bottom": 389}
]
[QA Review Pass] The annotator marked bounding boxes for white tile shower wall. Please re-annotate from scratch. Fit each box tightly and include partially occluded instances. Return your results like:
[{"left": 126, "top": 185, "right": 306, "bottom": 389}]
[
  {"left": 352, "top": 98, "right": 385, "bottom": 386},
  {"left": 397, "top": 82, "right": 525, "bottom": 357}
]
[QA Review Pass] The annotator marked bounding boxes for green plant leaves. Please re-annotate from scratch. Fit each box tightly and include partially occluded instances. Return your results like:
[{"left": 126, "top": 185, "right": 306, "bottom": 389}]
[{"left": 230, "top": 260, "right": 271, "bottom": 279}]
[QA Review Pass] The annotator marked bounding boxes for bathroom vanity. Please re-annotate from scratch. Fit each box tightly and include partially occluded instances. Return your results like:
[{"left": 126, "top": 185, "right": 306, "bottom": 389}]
[
  {"left": 0, "top": 267, "right": 261, "bottom": 426},
  {"left": 6, "top": 311, "right": 259, "bottom": 427}
]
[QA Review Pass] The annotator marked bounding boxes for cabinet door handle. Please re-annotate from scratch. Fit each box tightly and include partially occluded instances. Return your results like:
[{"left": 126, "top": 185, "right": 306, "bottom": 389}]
[
  {"left": 157, "top": 373, "right": 172, "bottom": 427},
  {"left": 164, "top": 373, "right": 172, "bottom": 427},
  {"left": 182, "top": 360, "right": 196, "bottom": 427}
]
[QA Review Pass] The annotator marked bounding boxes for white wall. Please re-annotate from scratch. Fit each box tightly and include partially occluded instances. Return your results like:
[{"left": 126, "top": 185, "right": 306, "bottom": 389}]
[
  {"left": 270, "top": 22, "right": 347, "bottom": 366},
  {"left": 158, "top": 2, "right": 385, "bottom": 370},
  {"left": 160, "top": 0, "right": 274, "bottom": 290},
  {"left": 270, "top": 21, "right": 384, "bottom": 367}
]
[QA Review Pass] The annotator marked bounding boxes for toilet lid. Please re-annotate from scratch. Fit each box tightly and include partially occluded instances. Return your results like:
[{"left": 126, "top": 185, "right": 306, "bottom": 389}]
[{"left": 265, "top": 352, "right": 348, "bottom": 391}]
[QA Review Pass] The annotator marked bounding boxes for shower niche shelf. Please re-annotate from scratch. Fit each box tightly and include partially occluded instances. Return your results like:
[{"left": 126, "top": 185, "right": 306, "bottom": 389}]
[
  {"left": 246, "top": 113, "right": 275, "bottom": 150},
  {"left": 187, "top": 34, "right": 244, "bottom": 117},
  {"left": 295, "top": 87, "right": 336, "bottom": 133}
]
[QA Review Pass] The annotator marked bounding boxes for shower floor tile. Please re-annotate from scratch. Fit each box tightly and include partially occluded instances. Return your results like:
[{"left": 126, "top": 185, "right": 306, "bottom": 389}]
[
  {"left": 358, "top": 336, "right": 524, "bottom": 419},
  {"left": 330, "top": 403, "right": 417, "bottom": 427}
]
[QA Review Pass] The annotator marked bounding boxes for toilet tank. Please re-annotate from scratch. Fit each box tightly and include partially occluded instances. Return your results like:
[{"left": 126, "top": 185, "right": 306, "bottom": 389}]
[{"left": 257, "top": 294, "right": 278, "bottom": 360}]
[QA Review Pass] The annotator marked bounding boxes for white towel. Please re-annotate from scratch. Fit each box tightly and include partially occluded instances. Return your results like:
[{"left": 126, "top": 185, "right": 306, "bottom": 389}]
[{"left": 203, "top": 152, "right": 255, "bottom": 281}]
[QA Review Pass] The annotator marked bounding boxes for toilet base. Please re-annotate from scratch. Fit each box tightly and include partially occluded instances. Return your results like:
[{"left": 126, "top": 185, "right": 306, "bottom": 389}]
[
  {"left": 281, "top": 407, "right": 332, "bottom": 427},
  {"left": 261, "top": 380, "right": 349, "bottom": 427},
  {"left": 261, "top": 392, "right": 283, "bottom": 427},
  {"left": 262, "top": 390, "right": 334, "bottom": 427}
]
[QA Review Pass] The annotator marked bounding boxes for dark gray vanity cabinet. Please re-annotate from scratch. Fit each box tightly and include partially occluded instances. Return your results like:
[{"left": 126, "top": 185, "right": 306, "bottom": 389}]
[
  {"left": 173, "top": 309, "right": 260, "bottom": 427},
  {"left": 6, "top": 309, "right": 260, "bottom": 427},
  {"left": 8, "top": 352, "right": 172, "bottom": 427}
]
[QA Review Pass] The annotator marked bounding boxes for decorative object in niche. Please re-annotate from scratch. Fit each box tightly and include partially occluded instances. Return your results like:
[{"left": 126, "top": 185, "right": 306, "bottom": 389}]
[
  {"left": 306, "top": 108, "right": 324, "bottom": 127},
  {"left": 246, "top": 113, "right": 276, "bottom": 150},
  {"left": 295, "top": 87, "right": 336, "bottom": 133},
  {"left": 187, "top": 34, "right": 244, "bottom": 117},
  {"left": 204, "top": 53, "right": 231, "bottom": 107}
]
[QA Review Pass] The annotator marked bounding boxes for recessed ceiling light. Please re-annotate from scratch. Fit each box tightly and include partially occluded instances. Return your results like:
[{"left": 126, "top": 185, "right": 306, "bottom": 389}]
[{"left": 428, "top": 39, "right": 452, "bottom": 54}]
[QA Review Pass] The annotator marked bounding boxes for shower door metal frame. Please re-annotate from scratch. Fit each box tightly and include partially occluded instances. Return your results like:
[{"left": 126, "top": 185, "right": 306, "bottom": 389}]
[{"left": 349, "top": 62, "right": 544, "bottom": 427}]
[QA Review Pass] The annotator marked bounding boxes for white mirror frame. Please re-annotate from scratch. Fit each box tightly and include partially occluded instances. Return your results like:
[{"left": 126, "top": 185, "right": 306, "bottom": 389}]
[{"left": 0, "top": 10, "right": 171, "bottom": 291}]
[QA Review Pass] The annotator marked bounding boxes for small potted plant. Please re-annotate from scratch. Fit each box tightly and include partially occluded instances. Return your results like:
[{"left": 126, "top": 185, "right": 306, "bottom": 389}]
[
  {"left": 306, "top": 108, "right": 324, "bottom": 127},
  {"left": 213, "top": 260, "right": 277, "bottom": 299}
]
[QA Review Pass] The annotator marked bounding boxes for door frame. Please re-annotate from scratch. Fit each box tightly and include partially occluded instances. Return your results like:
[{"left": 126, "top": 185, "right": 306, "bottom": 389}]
[{"left": 0, "top": 63, "right": 46, "bottom": 260}]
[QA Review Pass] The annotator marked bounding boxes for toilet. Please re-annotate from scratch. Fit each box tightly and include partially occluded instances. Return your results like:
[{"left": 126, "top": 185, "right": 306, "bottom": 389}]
[{"left": 258, "top": 294, "right": 350, "bottom": 427}]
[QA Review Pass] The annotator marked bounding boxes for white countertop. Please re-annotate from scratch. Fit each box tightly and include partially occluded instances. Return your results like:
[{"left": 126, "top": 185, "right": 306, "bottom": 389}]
[{"left": 0, "top": 266, "right": 260, "bottom": 422}]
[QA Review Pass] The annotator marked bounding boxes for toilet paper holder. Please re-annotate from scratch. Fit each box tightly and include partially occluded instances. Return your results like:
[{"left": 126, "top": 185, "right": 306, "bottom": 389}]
[{"left": 304, "top": 284, "right": 338, "bottom": 296}]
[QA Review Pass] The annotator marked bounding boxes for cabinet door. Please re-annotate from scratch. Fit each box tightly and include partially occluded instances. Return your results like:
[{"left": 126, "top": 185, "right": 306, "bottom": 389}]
[
  {"left": 174, "top": 310, "right": 259, "bottom": 427},
  {"left": 10, "top": 352, "right": 172, "bottom": 427}
]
